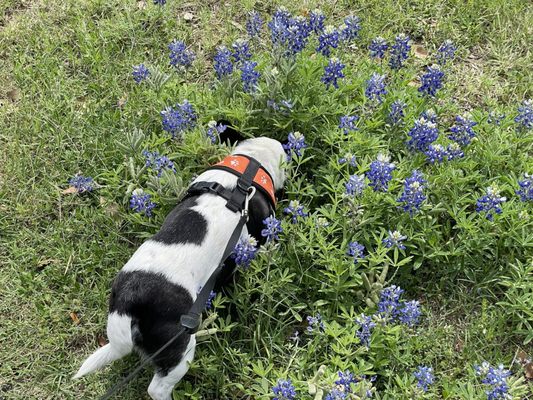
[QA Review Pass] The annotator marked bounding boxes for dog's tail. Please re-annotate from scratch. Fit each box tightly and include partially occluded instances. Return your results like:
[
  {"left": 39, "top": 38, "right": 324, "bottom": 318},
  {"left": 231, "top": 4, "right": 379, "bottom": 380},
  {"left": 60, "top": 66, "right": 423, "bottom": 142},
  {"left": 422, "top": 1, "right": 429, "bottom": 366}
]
[{"left": 73, "top": 313, "right": 133, "bottom": 379}]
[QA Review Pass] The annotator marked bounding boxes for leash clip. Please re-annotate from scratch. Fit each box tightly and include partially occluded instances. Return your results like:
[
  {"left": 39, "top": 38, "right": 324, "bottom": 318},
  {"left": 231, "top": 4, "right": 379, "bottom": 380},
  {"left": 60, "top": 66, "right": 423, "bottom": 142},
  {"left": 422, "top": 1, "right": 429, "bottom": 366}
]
[{"left": 242, "top": 186, "right": 256, "bottom": 219}]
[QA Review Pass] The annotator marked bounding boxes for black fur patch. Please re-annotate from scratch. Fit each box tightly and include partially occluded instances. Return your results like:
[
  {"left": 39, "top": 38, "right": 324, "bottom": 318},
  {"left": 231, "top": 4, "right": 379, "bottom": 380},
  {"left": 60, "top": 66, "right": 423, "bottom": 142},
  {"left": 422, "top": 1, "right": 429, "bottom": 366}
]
[
  {"left": 110, "top": 271, "right": 193, "bottom": 374},
  {"left": 152, "top": 197, "right": 208, "bottom": 246}
]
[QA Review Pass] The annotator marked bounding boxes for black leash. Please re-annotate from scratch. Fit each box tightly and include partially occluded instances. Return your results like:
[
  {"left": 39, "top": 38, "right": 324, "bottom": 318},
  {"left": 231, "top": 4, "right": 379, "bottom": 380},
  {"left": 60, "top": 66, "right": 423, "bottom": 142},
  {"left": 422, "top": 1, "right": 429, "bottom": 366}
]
[{"left": 99, "top": 159, "right": 261, "bottom": 400}]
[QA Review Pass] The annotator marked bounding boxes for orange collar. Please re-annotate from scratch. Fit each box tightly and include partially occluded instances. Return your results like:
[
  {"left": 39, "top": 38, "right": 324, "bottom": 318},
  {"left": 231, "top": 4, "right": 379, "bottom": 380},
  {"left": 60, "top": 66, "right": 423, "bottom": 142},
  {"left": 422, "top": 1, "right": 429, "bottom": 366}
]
[{"left": 212, "top": 155, "right": 276, "bottom": 207}]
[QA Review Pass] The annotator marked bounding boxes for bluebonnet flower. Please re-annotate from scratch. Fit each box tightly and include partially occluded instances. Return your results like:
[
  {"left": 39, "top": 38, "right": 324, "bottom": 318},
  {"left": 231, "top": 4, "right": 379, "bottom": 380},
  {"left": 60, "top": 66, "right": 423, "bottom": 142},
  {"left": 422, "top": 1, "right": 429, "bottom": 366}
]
[
  {"left": 515, "top": 99, "right": 533, "bottom": 132},
  {"left": 365, "top": 73, "right": 387, "bottom": 104},
  {"left": 283, "top": 131, "right": 307, "bottom": 160},
  {"left": 280, "top": 99, "right": 294, "bottom": 110},
  {"left": 339, "top": 15, "right": 361, "bottom": 42},
  {"left": 369, "top": 37, "right": 388, "bottom": 59},
  {"left": 397, "top": 170, "right": 427, "bottom": 216},
  {"left": 420, "top": 109, "right": 438, "bottom": 124},
  {"left": 316, "top": 217, "right": 330, "bottom": 228},
  {"left": 475, "top": 362, "right": 511, "bottom": 400},
  {"left": 261, "top": 215, "right": 283, "bottom": 241},
  {"left": 160, "top": 100, "right": 197, "bottom": 138},
  {"left": 407, "top": 117, "right": 439, "bottom": 151},
  {"left": 446, "top": 142, "right": 464, "bottom": 160},
  {"left": 129, "top": 189, "right": 156, "bottom": 217},
  {"left": 377, "top": 285, "right": 404, "bottom": 316},
  {"left": 272, "top": 379, "right": 297, "bottom": 400},
  {"left": 383, "top": 230, "right": 407, "bottom": 250},
  {"left": 366, "top": 153, "right": 395, "bottom": 192},
  {"left": 269, "top": 11, "right": 311, "bottom": 56},
  {"left": 69, "top": 174, "right": 94, "bottom": 193},
  {"left": 283, "top": 200, "right": 308, "bottom": 223},
  {"left": 267, "top": 99, "right": 294, "bottom": 114},
  {"left": 153, "top": 0, "right": 166, "bottom": 5},
  {"left": 436, "top": 40, "right": 457, "bottom": 65},
  {"left": 205, "top": 290, "right": 216, "bottom": 310},
  {"left": 413, "top": 366, "right": 434, "bottom": 392},
  {"left": 132, "top": 64, "right": 150, "bottom": 83},
  {"left": 309, "top": 9, "right": 325, "bottom": 34},
  {"left": 339, "top": 115, "right": 358, "bottom": 135},
  {"left": 268, "top": 7, "right": 291, "bottom": 46},
  {"left": 206, "top": 120, "right": 227, "bottom": 144},
  {"left": 316, "top": 26, "right": 340, "bottom": 57},
  {"left": 345, "top": 175, "right": 365, "bottom": 196},
  {"left": 355, "top": 314, "right": 376, "bottom": 347},
  {"left": 213, "top": 46, "right": 233, "bottom": 79},
  {"left": 321, "top": 57, "right": 345, "bottom": 89},
  {"left": 307, "top": 313, "right": 325, "bottom": 332},
  {"left": 335, "top": 370, "right": 357, "bottom": 392},
  {"left": 347, "top": 241, "right": 365, "bottom": 263},
  {"left": 325, "top": 387, "right": 347, "bottom": 400},
  {"left": 474, "top": 361, "right": 491, "bottom": 376},
  {"left": 168, "top": 40, "right": 195, "bottom": 68},
  {"left": 246, "top": 11, "right": 263, "bottom": 38},
  {"left": 388, "top": 100, "right": 406, "bottom": 125},
  {"left": 240, "top": 61, "right": 260, "bottom": 93},
  {"left": 425, "top": 144, "right": 448, "bottom": 164},
  {"left": 516, "top": 174, "right": 533, "bottom": 202},
  {"left": 398, "top": 300, "right": 421, "bottom": 326},
  {"left": 446, "top": 142, "right": 465, "bottom": 161},
  {"left": 418, "top": 64, "right": 445, "bottom": 97},
  {"left": 286, "top": 16, "right": 312, "bottom": 55},
  {"left": 488, "top": 111, "right": 505, "bottom": 125},
  {"left": 448, "top": 114, "right": 477, "bottom": 146},
  {"left": 476, "top": 185, "right": 507, "bottom": 221},
  {"left": 389, "top": 34, "right": 410, "bottom": 70},
  {"left": 142, "top": 150, "right": 176, "bottom": 177},
  {"left": 338, "top": 153, "right": 357, "bottom": 167},
  {"left": 231, "top": 39, "right": 252, "bottom": 63},
  {"left": 232, "top": 234, "right": 258, "bottom": 268}
]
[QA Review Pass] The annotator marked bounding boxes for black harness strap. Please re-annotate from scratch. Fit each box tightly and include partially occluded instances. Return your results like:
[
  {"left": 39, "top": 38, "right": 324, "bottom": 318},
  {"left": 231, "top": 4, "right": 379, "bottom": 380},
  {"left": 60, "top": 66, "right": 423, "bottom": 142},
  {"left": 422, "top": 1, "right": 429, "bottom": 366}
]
[{"left": 186, "top": 181, "right": 233, "bottom": 202}]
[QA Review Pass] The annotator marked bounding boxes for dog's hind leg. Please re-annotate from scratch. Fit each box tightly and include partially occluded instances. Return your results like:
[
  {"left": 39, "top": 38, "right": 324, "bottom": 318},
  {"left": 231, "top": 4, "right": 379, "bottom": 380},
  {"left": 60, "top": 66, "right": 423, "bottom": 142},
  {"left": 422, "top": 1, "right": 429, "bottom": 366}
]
[
  {"left": 147, "top": 336, "right": 196, "bottom": 400},
  {"left": 74, "top": 312, "right": 133, "bottom": 378}
]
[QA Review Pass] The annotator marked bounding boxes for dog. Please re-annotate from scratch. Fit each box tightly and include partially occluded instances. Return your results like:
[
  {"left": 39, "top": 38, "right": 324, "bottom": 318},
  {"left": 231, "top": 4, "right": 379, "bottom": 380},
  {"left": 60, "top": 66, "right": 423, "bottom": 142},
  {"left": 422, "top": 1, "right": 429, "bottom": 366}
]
[{"left": 73, "top": 133, "right": 286, "bottom": 400}]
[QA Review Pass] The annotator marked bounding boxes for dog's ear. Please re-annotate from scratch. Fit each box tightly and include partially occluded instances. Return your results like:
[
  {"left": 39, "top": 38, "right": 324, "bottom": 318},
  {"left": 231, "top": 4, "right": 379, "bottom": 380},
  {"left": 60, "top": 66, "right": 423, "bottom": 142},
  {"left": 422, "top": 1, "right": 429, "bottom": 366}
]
[{"left": 217, "top": 120, "right": 245, "bottom": 145}]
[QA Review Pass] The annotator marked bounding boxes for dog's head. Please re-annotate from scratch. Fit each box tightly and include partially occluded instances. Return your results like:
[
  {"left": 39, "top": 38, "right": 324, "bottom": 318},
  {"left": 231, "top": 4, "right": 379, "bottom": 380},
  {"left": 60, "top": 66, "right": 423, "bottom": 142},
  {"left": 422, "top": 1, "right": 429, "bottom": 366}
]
[
  {"left": 233, "top": 137, "right": 286, "bottom": 191},
  {"left": 218, "top": 121, "right": 286, "bottom": 192}
]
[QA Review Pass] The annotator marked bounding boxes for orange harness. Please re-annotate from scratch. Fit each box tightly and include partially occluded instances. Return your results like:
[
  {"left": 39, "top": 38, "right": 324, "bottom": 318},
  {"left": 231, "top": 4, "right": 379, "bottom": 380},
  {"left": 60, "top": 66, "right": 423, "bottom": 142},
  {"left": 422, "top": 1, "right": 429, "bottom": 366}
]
[{"left": 211, "top": 154, "right": 277, "bottom": 207}]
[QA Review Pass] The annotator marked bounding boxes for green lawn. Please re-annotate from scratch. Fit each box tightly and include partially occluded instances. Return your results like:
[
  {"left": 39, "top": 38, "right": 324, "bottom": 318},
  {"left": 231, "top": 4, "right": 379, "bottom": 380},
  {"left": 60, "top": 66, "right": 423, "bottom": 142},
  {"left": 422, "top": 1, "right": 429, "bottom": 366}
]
[{"left": 1, "top": 0, "right": 532, "bottom": 399}]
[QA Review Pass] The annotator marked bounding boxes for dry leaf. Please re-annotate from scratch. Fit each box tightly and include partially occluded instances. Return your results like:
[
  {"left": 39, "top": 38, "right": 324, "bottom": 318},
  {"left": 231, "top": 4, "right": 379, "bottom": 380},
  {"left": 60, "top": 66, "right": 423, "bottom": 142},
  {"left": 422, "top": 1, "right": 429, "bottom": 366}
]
[
  {"left": 137, "top": 0, "right": 146, "bottom": 10},
  {"left": 413, "top": 44, "right": 428, "bottom": 59},
  {"left": 62, "top": 186, "right": 78, "bottom": 195},
  {"left": 300, "top": 8, "right": 310, "bottom": 17},
  {"left": 97, "top": 335, "right": 107, "bottom": 347},
  {"left": 518, "top": 350, "right": 533, "bottom": 379},
  {"left": 408, "top": 79, "right": 419, "bottom": 87},
  {"left": 70, "top": 312, "right": 80, "bottom": 325},
  {"left": 6, "top": 88, "right": 20, "bottom": 102},
  {"left": 117, "top": 94, "right": 127, "bottom": 109},
  {"left": 183, "top": 12, "right": 194, "bottom": 22},
  {"left": 230, "top": 20, "right": 243, "bottom": 30},
  {"left": 37, "top": 258, "right": 58, "bottom": 268},
  {"left": 454, "top": 338, "right": 464, "bottom": 353}
]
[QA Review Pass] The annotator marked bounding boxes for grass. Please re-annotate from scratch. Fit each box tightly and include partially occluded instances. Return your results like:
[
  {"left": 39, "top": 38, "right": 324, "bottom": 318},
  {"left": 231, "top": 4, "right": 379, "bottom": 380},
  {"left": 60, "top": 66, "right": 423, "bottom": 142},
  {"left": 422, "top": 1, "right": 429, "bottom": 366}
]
[{"left": 1, "top": 0, "right": 532, "bottom": 399}]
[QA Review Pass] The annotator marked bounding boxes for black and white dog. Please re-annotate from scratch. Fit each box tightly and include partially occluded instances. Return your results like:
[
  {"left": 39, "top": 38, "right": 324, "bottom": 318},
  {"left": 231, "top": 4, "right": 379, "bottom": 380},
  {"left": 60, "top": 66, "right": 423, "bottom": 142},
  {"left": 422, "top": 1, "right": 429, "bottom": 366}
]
[{"left": 74, "top": 135, "right": 286, "bottom": 400}]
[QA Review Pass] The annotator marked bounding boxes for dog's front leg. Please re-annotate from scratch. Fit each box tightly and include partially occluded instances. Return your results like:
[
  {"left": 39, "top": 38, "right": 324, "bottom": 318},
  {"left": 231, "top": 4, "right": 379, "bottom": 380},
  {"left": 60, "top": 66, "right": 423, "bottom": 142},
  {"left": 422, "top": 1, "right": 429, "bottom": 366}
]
[{"left": 147, "top": 335, "right": 196, "bottom": 400}]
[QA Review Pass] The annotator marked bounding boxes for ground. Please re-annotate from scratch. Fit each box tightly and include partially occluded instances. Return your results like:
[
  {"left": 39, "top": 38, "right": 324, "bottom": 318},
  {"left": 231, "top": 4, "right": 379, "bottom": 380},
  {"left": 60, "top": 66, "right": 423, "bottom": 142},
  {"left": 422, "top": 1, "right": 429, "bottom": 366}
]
[{"left": 0, "top": 0, "right": 532, "bottom": 399}]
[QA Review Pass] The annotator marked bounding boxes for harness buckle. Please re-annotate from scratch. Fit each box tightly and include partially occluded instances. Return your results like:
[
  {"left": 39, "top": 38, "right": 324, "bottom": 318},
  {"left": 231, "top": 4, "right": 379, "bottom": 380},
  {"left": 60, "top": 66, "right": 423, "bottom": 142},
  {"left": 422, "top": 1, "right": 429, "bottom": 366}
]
[{"left": 242, "top": 186, "right": 256, "bottom": 219}]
